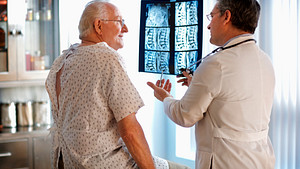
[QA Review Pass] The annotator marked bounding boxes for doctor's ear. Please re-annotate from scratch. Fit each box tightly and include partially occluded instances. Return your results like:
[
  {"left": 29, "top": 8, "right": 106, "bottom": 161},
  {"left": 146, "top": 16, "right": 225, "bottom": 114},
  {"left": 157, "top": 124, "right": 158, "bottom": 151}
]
[{"left": 224, "top": 10, "right": 231, "bottom": 21}]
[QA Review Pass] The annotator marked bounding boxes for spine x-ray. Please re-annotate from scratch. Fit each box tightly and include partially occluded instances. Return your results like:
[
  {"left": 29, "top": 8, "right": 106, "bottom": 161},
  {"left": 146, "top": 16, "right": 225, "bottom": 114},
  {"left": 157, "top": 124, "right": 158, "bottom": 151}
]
[{"left": 139, "top": 0, "right": 202, "bottom": 75}]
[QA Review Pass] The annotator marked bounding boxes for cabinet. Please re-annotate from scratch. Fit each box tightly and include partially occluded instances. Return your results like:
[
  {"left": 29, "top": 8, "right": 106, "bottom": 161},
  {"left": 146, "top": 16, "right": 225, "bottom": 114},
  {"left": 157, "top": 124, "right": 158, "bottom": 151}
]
[
  {"left": 0, "top": 129, "right": 51, "bottom": 169},
  {"left": 0, "top": 138, "right": 29, "bottom": 168},
  {"left": 33, "top": 135, "right": 51, "bottom": 169},
  {"left": 0, "top": 0, "right": 59, "bottom": 82}
]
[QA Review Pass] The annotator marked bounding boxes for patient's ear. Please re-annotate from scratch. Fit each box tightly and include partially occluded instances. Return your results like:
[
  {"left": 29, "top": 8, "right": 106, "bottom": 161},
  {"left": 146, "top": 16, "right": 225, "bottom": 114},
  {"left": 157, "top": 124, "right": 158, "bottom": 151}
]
[{"left": 94, "top": 19, "right": 102, "bottom": 35}]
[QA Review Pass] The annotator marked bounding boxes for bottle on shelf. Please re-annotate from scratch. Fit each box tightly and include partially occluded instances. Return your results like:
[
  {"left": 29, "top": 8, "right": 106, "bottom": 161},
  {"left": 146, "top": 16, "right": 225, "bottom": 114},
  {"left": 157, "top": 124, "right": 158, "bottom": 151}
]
[
  {"left": 25, "top": 51, "right": 32, "bottom": 71},
  {"left": 26, "top": 8, "right": 33, "bottom": 21}
]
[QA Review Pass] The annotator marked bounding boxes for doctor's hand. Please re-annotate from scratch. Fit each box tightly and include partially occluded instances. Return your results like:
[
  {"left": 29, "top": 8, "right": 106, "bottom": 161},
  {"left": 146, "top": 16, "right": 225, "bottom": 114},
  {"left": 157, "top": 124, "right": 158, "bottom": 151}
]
[
  {"left": 177, "top": 70, "right": 192, "bottom": 87},
  {"left": 147, "top": 79, "right": 172, "bottom": 102}
]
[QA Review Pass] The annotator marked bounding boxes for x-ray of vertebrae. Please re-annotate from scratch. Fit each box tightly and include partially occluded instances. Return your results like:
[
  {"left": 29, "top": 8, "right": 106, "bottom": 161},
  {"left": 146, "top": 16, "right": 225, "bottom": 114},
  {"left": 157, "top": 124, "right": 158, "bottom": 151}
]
[
  {"left": 175, "top": 2, "right": 187, "bottom": 26},
  {"left": 175, "top": 1, "right": 198, "bottom": 26},
  {"left": 175, "top": 26, "right": 198, "bottom": 51},
  {"left": 157, "top": 52, "right": 170, "bottom": 73},
  {"left": 175, "top": 52, "right": 187, "bottom": 73},
  {"left": 145, "top": 28, "right": 170, "bottom": 51},
  {"left": 145, "top": 51, "right": 170, "bottom": 73},
  {"left": 187, "top": 1, "right": 198, "bottom": 24},
  {"left": 187, "top": 26, "right": 198, "bottom": 50},
  {"left": 187, "top": 51, "right": 198, "bottom": 70},
  {"left": 175, "top": 51, "right": 198, "bottom": 74},
  {"left": 145, "top": 51, "right": 156, "bottom": 72},
  {"left": 175, "top": 27, "right": 187, "bottom": 51},
  {"left": 140, "top": 0, "right": 201, "bottom": 75},
  {"left": 157, "top": 28, "right": 170, "bottom": 50},
  {"left": 145, "top": 28, "right": 156, "bottom": 50},
  {"left": 146, "top": 4, "right": 170, "bottom": 27}
]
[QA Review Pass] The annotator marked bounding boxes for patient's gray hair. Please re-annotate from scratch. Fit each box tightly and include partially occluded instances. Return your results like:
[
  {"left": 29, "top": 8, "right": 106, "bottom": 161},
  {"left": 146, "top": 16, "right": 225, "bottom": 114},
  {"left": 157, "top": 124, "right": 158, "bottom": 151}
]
[{"left": 78, "top": 0, "right": 110, "bottom": 39}]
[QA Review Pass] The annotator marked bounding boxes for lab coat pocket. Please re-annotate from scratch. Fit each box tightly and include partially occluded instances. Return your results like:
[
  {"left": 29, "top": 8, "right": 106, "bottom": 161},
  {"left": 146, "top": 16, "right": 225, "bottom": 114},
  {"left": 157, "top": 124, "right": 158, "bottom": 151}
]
[{"left": 196, "top": 150, "right": 213, "bottom": 169}]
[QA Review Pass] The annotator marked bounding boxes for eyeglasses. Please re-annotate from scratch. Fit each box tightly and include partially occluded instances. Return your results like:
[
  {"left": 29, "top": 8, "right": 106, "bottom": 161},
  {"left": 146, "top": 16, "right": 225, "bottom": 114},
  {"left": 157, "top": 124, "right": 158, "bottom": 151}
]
[
  {"left": 206, "top": 12, "right": 220, "bottom": 21},
  {"left": 100, "top": 19, "right": 125, "bottom": 27}
]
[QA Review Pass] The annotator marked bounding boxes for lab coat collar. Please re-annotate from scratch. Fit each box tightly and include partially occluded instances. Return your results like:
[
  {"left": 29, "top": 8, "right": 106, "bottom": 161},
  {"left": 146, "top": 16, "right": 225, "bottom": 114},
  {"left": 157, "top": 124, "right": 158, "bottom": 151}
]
[{"left": 223, "top": 34, "right": 254, "bottom": 48}]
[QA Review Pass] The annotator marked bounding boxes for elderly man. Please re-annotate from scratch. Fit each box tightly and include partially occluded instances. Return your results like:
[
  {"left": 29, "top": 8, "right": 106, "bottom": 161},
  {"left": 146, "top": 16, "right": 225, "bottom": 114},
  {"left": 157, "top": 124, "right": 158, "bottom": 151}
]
[
  {"left": 148, "top": 0, "right": 276, "bottom": 168},
  {"left": 46, "top": 1, "right": 190, "bottom": 169}
]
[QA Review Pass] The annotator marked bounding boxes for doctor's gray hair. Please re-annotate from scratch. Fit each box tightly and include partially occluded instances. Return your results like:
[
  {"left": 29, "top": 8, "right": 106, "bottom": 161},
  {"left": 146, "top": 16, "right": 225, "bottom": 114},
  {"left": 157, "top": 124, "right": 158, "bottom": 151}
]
[
  {"left": 78, "top": 0, "right": 110, "bottom": 39},
  {"left": 217, "top": 0, "right": 260, "bottom": 34}
]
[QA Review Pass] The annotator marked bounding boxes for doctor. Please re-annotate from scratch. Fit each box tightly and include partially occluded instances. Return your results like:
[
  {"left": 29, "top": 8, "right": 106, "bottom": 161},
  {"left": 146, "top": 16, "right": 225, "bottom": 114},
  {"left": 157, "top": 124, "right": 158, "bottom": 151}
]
[{"left": 147, "top": 0, "right": 276, "bottom": 168}]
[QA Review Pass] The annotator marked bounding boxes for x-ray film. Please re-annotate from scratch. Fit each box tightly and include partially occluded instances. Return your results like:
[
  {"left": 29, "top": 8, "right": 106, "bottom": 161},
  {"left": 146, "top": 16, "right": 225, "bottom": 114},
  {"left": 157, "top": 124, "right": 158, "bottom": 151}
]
[
  {"left": 139, "top": 0, "right": 202, "bottom": 75},
  {"left": 145, "top": 51, "right": 170, "bottom": 73}
]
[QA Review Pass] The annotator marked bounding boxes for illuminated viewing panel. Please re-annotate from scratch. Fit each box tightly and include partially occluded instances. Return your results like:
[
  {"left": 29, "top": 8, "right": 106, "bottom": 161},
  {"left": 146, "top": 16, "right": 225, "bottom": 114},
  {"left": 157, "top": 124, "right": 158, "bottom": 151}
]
[{"left": 139, "top": 0, "right": 203, "bottom": 75}]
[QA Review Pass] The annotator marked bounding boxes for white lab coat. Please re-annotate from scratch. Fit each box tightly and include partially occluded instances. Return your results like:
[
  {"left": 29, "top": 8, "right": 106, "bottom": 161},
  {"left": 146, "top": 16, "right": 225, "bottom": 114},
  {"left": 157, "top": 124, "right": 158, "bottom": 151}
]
[{"left": 163, "top": 35, "right": 276, "bottom": 169}]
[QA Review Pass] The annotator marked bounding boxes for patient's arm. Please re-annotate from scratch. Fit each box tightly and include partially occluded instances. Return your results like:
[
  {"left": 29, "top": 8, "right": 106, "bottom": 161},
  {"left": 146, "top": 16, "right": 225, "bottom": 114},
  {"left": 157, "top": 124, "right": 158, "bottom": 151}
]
[{"left": 117, "top": 113, "right": 155, "bottom": 169}]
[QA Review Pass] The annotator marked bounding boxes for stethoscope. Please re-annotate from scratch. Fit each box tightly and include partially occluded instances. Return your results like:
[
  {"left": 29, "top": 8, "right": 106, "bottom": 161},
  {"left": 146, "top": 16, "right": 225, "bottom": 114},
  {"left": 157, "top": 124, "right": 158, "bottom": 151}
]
[{"left": 179, "top": 38, "right": 257, "bottom": 76}]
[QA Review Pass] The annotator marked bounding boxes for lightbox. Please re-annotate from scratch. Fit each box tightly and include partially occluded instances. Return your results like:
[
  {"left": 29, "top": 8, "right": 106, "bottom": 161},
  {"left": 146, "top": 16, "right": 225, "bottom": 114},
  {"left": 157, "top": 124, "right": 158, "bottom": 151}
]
[{"left": 139, "top": 0, "right": 203, "bottom": 75}]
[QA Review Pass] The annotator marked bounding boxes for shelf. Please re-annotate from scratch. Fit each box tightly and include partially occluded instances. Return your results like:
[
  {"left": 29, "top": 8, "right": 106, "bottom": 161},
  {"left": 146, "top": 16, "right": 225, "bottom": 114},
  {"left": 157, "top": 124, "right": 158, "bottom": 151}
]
[
  {"left": 0, "top": 79, "right": 46, "bottom": 88},
  {"left": 0, "top": 125, "right": 50, "bottom": 136},
  {"left": 25, "top": 19, "right": 52, "bottom": 22}
]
